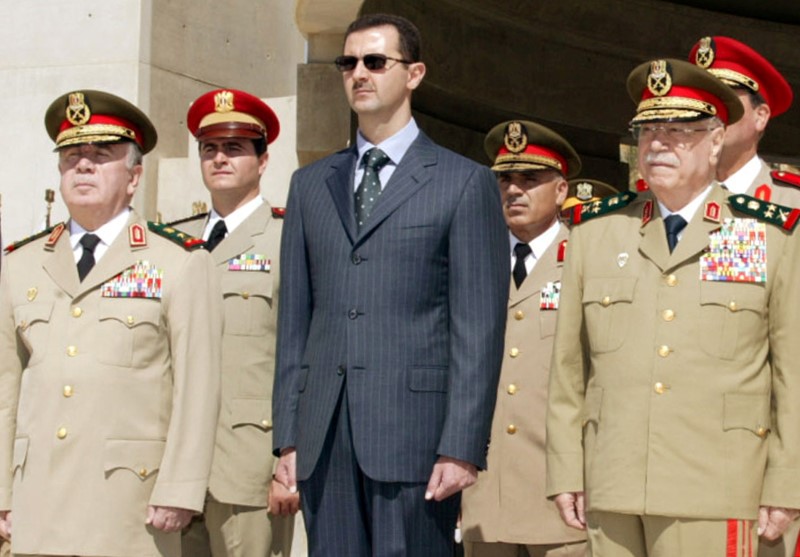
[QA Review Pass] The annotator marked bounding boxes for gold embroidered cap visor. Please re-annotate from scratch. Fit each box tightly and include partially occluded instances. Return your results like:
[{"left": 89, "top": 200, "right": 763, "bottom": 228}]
[
  {"left": 562, "top": 178, "right": 620, "bottom": 212},
  {"left": 626, "top": 58, "right": 743, "bottom": 125},
  {"left": 45, "top": 89, "right": 158, "bottom": 154},
  {"left": 484, "top": 119, "right": 582, "bottom": 179}
]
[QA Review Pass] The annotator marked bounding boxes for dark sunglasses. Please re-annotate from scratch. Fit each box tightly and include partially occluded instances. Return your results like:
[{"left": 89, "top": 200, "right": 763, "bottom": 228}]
[{"left": 334, "top": 53, "right": 413, "bottom": 72}]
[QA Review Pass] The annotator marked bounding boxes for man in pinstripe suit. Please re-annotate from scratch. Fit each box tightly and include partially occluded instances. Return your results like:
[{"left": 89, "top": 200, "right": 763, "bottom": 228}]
[{"left": 272, "top": 12, "right": 509, "bottom": 557}]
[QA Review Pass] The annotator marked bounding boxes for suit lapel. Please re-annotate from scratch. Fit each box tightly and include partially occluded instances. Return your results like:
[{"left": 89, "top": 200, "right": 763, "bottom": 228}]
[
  {"left": 356, "top": 133, "right": 437, "bottom": 243},
  {"left": 325, "top": 149, "right": 358, "bottom": 244},
  {"left": 42, "top": 230, "right": 80, "bottom": 298},
  {"left": 638, "top": 202, "right": 670, "bottom": 273}
]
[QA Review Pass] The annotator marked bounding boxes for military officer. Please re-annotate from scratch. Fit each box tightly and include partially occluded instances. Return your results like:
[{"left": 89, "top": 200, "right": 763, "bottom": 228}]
[
  {"left": 547, "top": 59, "right": 800, "bottom": 556},
  {"left": 175, "top": 89, "right": 296, "bottom": 557},
  {"left": 0, "top": 90, "right": 221, "bottom": 556},
  {"left": 561, "top": 178, "right": 620, "bottom": 223},
  {"left": 460, "top": 120, "right": 586, "bottom": 557},
  {"left": 689, "top": 36, "right": 800, "bottom": 205}
]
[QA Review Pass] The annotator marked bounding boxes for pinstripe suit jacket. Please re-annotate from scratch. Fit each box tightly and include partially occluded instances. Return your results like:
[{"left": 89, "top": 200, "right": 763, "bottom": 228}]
[{"left": 273, "top": 131, "right": 509, "bottom": 482}]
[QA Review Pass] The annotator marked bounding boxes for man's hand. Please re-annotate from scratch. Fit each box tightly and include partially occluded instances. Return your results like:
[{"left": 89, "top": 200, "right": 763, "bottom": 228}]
[
  {"left": 274, "top": 447, "right": 298, "bottom": 497},
  {"left": 0, "top": 510, "right": 11, "bottom": 541},
  {"left": 145, "top": 506, "right": 194, "bottom": 533},
  {"left": 758, "top": 506, "right": 800, "bottom": 540},
  {"left": 554, "top": 492, "right": 586, "bottom": 530},
  {"left": 268, "top": 473, "right": 300, "bottom": 516},
  {"left": 425, "top": 456, "right": 477, "bottom": 502}
]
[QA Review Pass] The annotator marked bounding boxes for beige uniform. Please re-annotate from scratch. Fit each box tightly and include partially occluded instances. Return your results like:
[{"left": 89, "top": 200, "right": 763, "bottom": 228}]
[
  {"left": 0, "top": 212, "right": 221, "bottom": 557},
  {"left": 740, "top": 159, "right": 800, "bottom": 207},
  {"left": 178, "top": 203, "right": 293, "bottom": 557},
  {"left": 547, "top": 184, "right": 800, "bottom": 552},
  {"left": 461, "top": 224, "right": 585, "bottom": 556}
]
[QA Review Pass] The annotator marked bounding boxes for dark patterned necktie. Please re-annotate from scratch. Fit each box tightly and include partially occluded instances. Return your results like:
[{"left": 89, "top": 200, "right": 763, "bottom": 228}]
[
  {"left": 77, "top": 233, "right": 101, "bottom": 281},
  {"left": 205, "top": 219, "right": 228, "bottom": 252},
  {"left": 355, "top": 147, "right": 391, "bottom": 229},
  {"left": 664, "top": 214, "right": 688, "bottom": 253},
  {"left": 512, "top": 243, "right": 533, "bottom": 288}
]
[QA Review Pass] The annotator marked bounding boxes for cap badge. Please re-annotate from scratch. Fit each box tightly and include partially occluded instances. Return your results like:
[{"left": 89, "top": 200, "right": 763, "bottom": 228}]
[
  {"left": 647, "top": 60, "right": 673, "bottom": 97},
  {"left": 214, "top": 90, "right": 235, "bottom": 113},
  {"left": 66, "top": 92, "right": 91, "bottom": 126},
  {"left": 695, "top": 37, "right": 715, "bottom": 69},
  {"left": 576, "top": 182, "right": 594, "bottom": 201},
  {"left": 503, "top": 121, "right": 528, "bottom": 154}
]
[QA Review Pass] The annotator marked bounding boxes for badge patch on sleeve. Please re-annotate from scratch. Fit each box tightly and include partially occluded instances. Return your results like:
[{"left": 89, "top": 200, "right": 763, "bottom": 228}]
[
  {"left": 540, "top": 281, "right": 561, "bottom": 310},
  {"left": 700, "top": 218, "right": 766, "bottom": 283},
  {"left": 228, "top": 253, "right": 270, "bottom": 271},
  {"left": 102, "top": 260, "right": 163, "bottom": 298}
]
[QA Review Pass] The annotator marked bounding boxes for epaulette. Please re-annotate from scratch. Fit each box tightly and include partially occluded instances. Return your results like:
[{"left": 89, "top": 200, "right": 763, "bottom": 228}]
[
  {"left": 771, "top": 170, "right": 800, "bottom": 189},
  {"left": 165, "top": 212, "right": 208, "bottom": 227},
  {"left": 147, "top": 222, "right": 206, "bottom": 250},
  {"left": 729, "top": 194, "right": 800, "bottom": 231},
  {"left": 271, "top": 207, "right": 286, "bottom": 219},
  {"left": 570, "top": 191, "right": 637, "bottom": 225},
  {"left": 4, "top": 222, "right": 64, "bottom": 254}
]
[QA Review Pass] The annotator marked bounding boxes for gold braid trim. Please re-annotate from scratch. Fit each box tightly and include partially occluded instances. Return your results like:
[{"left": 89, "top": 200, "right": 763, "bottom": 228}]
[
  {"left": 56, "top": 124, "right": 138, "bottom": 145},
  {"left": 493, "top": 153, "right": 563, "bottom": 172},
  {"left": 708, "top": 68, "right": 759, "bottom": 93},
  {"left": 637, "top": 96, "right": 717, "bottom": 116}
]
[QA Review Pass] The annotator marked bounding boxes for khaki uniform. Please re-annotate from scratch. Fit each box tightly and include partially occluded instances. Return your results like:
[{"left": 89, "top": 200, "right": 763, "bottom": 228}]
[
  {"left": 461, "top": 224, "right": 585, "bottom": 556},
  {"left": 547, "top": 185, "right": 800, "bottom": 553},
  {"left": 0, "top": 212, "right": 221, "bottom": 557},
  {"left": 178, "top": 203, "right": 293, "bottom": 557},
  {"left": 740, "top": 160, "right": 800, "bottom": 208}
]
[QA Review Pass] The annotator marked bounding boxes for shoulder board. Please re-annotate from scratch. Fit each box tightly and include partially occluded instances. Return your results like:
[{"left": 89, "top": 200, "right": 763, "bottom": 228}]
[
  {"left": 728, "top": 194, "right": 800, "bottom": 231},
  {"left": 271, "top": 207, "right": 286, "bottom": 219},
  {"left": 165, "top": 212, "right": 208, "bottom": 227},
  {"left": 771, "top": 170, "right": 800, "bottom": 189},
  {"left": 147, "top": 222, "right": 206, "bottom": 250},
  {"left": 570, "top": 191, "right": 637, "bottom": 225},
  {"left": 4, "top": 222, "right": 64, "bottom": 254}
]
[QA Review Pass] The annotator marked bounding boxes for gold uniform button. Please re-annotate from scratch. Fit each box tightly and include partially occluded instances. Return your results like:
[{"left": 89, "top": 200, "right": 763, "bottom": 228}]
[
  {"left": 514, "top": 310, "right": 524, "bottom": 321},
  {"left": 19, "top": 321, "right": 28, "bottom": 331},
  {"left": 756, "top": 427, "right": 768, "bottom": 438},
  {"left": 127, "top": 315, "right": 135, "bottom": 325},
  {"left": 63, "top": 385, "right": 73, "bottom": 398},
  {"left": 509, "top": 347, "right": 520, "bottom": 358},
  {"left": 242, "top": 291, "right": 250, "bottom": 300},
  {"left": 71, "top": 307, "right": 83, "bottom": 318},
  {"left": 56, "top": 427, "right": 68, "bottom": 440},
  {"left": 601, "top": 296, "right": 611, "bottom": 307},
  {"left": 665, "top": 274, "right": 678, "bottom": 287},
  {"left": 139, "top": 468, "right": 148, "bottom": 478},
  {"left": 507, "top": 384, "right": 518, "bottom": 395},
  {"left": 654, "top": 382, "right": 666, "bottom": 394},
  {"left": 261, "top": 419, "right": 272, "bottom": 428},
  {"left": 27, "top": 287, "right": 37, "bottom": 301},
  {"left": 506, "top": 424, "right": 517, "bottom": 434},
  {"left": 657, "top": 345, "right": 670, "bottom": 358},
  {"left": 67, "top": 346, "right": 78, "bottom": 357},
  {"left": 662, "top": 309, "right": 675, "bottom": 321},
  {"left": 728, "top": 301, "right": 738, "bottom": 312}
]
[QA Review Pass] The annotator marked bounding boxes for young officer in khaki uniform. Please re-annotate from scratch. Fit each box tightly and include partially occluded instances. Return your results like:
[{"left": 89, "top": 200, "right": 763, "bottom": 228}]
[
  {"left": 689, "top": 36, "right": 800, "bottom": 206},
  {"left": 460, "top": 120, "right": 586, "bottom": 557},
  {"left": 547, "top": 59, "right": 800, "bottom": 556},
  {"left": 0, "top": 90, "right": 222, "bottom": 556},
  {"left": 176, "top": 89, "right": 296, "bottom": 557}
]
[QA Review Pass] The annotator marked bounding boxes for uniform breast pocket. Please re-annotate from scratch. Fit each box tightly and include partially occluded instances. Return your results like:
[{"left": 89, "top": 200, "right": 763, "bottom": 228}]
[
  {"left": 222, "top": 271, "right": 274, "bottom": 336},
  {"left": 14, "top": 301, "right": 54, "bottom": 365},
  {"left": 582, "top": 277, "right": 637, "bottom": 353},
  {"left": 97, "top": 298, "right": 162, "bottom": 368},
  {"left": 699, "top": 282, "right": 765, "bottom": 361}
]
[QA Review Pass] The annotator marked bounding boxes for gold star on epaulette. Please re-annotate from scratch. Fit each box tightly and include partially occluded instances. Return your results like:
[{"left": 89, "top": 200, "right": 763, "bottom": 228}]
[
  {"left": 147, "top": 221, "right": 205, "bottom": 250},
  {"left": 570, "top": 191, "right": 637, "bottom": 225}
]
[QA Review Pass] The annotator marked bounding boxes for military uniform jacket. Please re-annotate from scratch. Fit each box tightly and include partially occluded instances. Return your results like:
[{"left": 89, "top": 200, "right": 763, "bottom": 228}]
[
  {"left": 462, "top": 224, "right": 584, "bottom": 545},
  {"left": 175, "top": 201, "right": 281, "bottom": 507},
  {"left": 546, "top": 184, "right": 800, "bottom": 520},
  {"left": 0, "top": 212, "right": 222, "bottom": 557},
  {"left": 740, "top": 159, "right": 800, "bottom": 207}
]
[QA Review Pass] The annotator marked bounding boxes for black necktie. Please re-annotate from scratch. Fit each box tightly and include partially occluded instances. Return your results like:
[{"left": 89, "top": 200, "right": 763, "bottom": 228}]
[
  {"left": 205, "top": 220, "right": 227, "bottom": 252},
  {"left": 77, "top": 233, "right": 101, "bottom": 281},
  {"left": 512, "top": 243, "right": 533, "bottom": 289},
  {"left": 664, "top": 214, "right": 688, "bottom": 253},
  {"left": 355, "top": 147, "right": 391, "bottom": 229}
]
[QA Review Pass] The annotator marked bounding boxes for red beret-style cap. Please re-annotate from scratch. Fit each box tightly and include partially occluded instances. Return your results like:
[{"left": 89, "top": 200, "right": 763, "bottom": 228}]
[
  {"left": 187, "top": 89, "right": 280, "bottom": 144},
  {"left": 689, "top": 36, "right": 793, "bottom": 117}
]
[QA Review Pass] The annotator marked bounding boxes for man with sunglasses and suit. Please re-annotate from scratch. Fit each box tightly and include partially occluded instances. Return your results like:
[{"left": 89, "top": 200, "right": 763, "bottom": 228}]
[{"left": 272, "top": 12, "right": 509, "bottom": 557}]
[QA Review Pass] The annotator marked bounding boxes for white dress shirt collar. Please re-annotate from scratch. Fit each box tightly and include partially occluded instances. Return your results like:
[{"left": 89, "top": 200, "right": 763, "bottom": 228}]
[
  {"left": 722, "top": 155, "right": 762, "bottom": 195},
  {"left": 69, "top": 207, "right": 131, "bottom": 264},
  {"left": 204, "top": 196, "right": 264, "bottom": 240}
]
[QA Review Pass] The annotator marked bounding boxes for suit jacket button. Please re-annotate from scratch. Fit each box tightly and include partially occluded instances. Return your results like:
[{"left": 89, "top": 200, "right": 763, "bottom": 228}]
[
  {"left": 56, "top": 427, "right": 68, "bottom": 439},
  {"left": 337, "top": 365, "right": 346, "bottom": 376},
  {"left": 514, "top": 311, "right": 524, "bottom": 320},
  {"left": 506, "top": 424, "right": 517, "bottom": 434},
  {"left": 509, "top": 347, "right": 520, "bottom": 358},
  {"left": 261, "top": 419, "right": 272, "bottom": 428},
  {"left": 139, "top": 468, "right": 148, "bottom": 478},
  {"left": 72, "top": 307, "right": 83, "bottom": 318},
  {"left": 507, "top": 384, "right": 518, "bottom": 395},
  {"left": 351, "top": 253, "right": 362, "bottom": 265},
  {"left": 348, "top": 309, "right": 358, "bottom": 320},
  {"left": 67, "top": 345, "right": 78, "bottom": 357},
  {"left": 756, "top": 427, "right": 768, "bottom": 438},
  {"left": 63, "top": 385, "right": 74, "bottom": 398}
]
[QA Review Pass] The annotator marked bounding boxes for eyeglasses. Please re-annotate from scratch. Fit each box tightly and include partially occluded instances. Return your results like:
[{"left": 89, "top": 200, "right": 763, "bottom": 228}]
[
  {"left": 334, "top": 53, "right": 413, "bottom": 72},
  {"left": 630, "top": 124, "right": 720, "bottom": 143}
]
